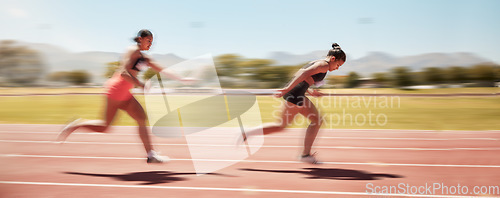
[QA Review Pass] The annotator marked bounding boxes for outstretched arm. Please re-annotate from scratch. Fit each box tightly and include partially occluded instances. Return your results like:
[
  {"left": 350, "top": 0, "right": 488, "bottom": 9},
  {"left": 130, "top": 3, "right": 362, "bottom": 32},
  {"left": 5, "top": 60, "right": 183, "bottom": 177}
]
[
  {"left": 143, "top": 56, "right": 195, "bottom": 85},
  {"left": 145, "top": 59, "right": 183, "bottom": 81}
]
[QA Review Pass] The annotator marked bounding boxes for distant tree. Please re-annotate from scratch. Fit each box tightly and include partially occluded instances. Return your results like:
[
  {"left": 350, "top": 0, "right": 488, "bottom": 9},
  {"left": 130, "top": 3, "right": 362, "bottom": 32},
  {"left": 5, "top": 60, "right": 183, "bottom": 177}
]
[
  {"left": 0, "top": 40, "right": 45, "bottom": 85},
  {"left": 254, "top": 65, "right": 295, "bottom": 88},
  {"left": 372, "top": 72, "right": 389, "bottom": 87},
  {"left": 214, "top": 54, "right": 243, "bottom": 77},
  {"left": 446, "top": 66, "right": 468, "bottom": 83},
  {"left": 345, "top": 72, "right": 360, "bottom": 88},
  {"left": 68, "top": 70, "right": 91, "bottom": 85},
  {"left": 411, "top": 71, "right": 427, "bottom": 85},
  {"left": 47, "top": 71, "right": 70, "bottom": 82},
  {"left": 237, "top": 59, "right": 274, "bottom": 79},
  {"left": 422, "top": 67, "right": 444, "bottom": 84},
  {"left": 391, "top": 67, "right": 413, "bottom": 87},
  {"left": 469, "top": 64, "right": 496, "bottom": 81},
  {"left": 105, "top": 61, "right": 120, "bottom": 78},
  {"left": 47, "top": 70, "right": 91, "bottom": 85},
  {"left": 469, "top": 64, "right": 497, "bottom": 86},
  {"left": 327, "top": 75, "right": 347, "bottom": 88},
  {"left": 495, "top": 65, "right": 500, "bottom": 82}
]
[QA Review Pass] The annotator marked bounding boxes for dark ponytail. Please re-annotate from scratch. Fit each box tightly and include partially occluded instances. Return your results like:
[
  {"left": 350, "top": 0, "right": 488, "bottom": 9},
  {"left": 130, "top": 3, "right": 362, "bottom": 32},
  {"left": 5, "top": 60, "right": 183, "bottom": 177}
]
[
  {"left": 133, "top": 29, "right": 153, "bottom": 43},
  {"left": 327, "top": 43, "right": 346, "bottom": 62}
]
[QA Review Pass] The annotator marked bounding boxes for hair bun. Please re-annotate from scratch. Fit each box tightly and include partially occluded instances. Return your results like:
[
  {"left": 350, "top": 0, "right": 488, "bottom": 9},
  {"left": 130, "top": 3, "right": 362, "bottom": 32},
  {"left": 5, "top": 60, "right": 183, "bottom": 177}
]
[
  {"left": 332, "top": 43, "right": 341, "bottom": 49},
  {"left": 133, "top": 29, "right": 153, "bottom": 43}
]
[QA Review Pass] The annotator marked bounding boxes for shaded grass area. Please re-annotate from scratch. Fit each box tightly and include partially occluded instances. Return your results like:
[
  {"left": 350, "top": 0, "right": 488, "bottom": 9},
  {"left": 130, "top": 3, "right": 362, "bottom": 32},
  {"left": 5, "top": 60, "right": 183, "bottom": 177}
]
[{"left": 0, "top": 94, "right": 499, "bottom": 130}]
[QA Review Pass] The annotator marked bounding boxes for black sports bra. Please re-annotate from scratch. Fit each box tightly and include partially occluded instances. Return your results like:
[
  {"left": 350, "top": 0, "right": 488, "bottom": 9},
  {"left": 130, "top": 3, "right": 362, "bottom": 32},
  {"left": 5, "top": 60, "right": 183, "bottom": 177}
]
[
  {"left": 131, "top": 55, "right": 146, "bottom": 71},
  {"left": 303, "top": 60, "right": 328, "bottom": 83}
]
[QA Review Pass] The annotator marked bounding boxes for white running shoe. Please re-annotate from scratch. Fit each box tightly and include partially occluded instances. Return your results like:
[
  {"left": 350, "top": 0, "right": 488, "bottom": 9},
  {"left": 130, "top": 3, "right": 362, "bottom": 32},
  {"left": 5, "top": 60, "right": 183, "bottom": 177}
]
[
  {"left": 147, "top": 151, "right": 170, "bottom": 164},
  {"left": 299, "top": 152, "right": 321, "bottom": 164}
]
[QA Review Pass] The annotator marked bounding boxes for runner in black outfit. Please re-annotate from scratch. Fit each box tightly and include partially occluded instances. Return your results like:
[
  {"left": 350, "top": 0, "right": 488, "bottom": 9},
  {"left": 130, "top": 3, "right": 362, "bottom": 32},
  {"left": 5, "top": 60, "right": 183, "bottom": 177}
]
[{"left": 241, "top": 43, "right": 346, "bottom": 164}]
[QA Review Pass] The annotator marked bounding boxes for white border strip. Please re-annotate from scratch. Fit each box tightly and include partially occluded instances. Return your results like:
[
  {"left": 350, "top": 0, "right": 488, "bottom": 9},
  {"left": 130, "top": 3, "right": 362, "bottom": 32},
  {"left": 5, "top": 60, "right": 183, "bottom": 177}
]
[{"left": 0, "top": 181, "right": 496, "bottom": 198}]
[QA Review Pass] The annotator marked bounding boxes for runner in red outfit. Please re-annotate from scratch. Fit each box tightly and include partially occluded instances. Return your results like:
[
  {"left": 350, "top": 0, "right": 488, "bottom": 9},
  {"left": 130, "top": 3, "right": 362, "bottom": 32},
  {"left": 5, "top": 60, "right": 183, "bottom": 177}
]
[{"left": 58, "top": 29, "right": 191, "bottom": 163}]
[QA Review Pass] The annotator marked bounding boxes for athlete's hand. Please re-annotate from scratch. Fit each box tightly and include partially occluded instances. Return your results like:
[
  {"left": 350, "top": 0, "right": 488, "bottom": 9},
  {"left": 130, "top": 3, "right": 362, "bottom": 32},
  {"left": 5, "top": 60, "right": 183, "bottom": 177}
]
[
  {"left": 274, "top": 88, "right": 288, "bottom": 98},
  {"left": 308, "top": 89, "right": 324, "bottom": 97}
]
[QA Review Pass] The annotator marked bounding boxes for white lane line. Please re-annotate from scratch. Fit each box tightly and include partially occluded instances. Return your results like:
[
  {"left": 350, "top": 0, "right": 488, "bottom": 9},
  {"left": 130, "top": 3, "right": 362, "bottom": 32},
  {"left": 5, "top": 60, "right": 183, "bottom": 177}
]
[
  {"left": 0, "top": 181, "right": 497, "bottom": 198},
  {"left": 2, "top": 154, "right": 500, "bottom": 168},
  {"left": 0, "top": 131, "right": 498, "bottom": 141},
  {"left": 0, "top": 139, "right": 499, "bottom": 151}
]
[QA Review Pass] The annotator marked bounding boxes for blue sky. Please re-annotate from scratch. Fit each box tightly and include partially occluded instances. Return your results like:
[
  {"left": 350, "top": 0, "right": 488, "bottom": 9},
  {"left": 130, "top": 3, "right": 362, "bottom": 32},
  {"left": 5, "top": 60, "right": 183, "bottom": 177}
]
[{"left": 1, "top": 0, "right": 500, "bottom": 63}]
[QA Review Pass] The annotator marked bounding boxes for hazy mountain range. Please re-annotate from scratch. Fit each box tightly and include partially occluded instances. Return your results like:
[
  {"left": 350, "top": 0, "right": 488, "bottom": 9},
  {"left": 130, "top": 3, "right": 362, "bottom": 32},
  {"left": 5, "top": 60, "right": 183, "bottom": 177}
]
[
  {"left": 17, "top": 42, "right": 497, "bottom": 83},
  {"left": 268, "top": 50, "right": 495, "bottom": 76},
  {"left": 20, "top": 42, "right": 185, "bottom": 84}
]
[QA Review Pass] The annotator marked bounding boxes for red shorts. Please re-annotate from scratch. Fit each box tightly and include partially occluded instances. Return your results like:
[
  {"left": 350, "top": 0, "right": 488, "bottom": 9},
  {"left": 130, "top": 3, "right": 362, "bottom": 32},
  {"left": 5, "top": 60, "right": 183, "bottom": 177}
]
[{"left": 105, "top": 74, "right": 134, "bottom": 101}]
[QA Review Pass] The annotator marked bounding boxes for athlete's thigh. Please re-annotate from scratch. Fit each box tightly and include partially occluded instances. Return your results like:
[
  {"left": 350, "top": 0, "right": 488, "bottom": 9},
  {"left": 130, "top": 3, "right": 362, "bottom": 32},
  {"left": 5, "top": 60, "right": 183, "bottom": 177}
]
[
  {"left": 279, "top": 101, "right": 302, "bottom": 127},
  {"left": 103, "top": 96, "right": 123, "bottom": 125},
  {"left": 121, "top": 96, "right": 147, "bottom": 122},
  {"left": 299, "top": 97, "right": 321, "bottom": 122}
]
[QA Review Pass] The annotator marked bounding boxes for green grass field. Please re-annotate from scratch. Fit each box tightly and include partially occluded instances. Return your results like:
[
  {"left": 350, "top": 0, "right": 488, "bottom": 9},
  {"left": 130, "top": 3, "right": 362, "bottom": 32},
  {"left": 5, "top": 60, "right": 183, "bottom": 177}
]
[
  {"left": 0, "top": 87, "right": 498, "bottom": 95},
  {"left": 322, "top": 87, "right": 499, "bottom": 94},
  {"left": 0, "top": 91, "right": 499, "bottom": 130},
  {"left": 258, "top": 95, "right": 500, "bottom": 130},
  {"left": 0, "top": 87, "right": 105, "bottom": 95}
]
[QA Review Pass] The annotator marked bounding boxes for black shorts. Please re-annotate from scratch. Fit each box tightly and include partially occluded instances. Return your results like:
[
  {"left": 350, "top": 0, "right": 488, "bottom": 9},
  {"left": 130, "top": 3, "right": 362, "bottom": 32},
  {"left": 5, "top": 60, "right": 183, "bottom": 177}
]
[
  {"left": 283, "top": 81, "right": 309, "bottom": 106},
  {"left": 283, "top": 94, "right": 306, "bottom": 106}
]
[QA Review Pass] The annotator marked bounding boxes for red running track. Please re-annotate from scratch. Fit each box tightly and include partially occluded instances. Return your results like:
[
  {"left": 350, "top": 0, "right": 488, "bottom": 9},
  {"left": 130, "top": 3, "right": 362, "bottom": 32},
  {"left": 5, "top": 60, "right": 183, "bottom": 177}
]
[{"left": 0, "top": 124, "right": 499, "bottom": 198}]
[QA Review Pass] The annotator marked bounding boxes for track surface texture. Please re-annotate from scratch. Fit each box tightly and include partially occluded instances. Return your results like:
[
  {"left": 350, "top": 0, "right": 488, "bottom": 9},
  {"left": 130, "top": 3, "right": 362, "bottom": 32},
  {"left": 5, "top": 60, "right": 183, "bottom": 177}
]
[{"left": 1, "top": 124, "right": 499, "bottom": 197}]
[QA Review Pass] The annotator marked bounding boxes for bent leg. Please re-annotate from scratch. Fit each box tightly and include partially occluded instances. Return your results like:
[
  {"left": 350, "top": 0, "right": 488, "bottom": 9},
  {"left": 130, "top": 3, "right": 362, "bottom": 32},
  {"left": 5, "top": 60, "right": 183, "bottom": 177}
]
[
  {"left": 245, "top": 101, "right": 301, "bottom": 139},
  {"left": 77, "top": 97, "right": 122, "bottom": 132},
  {"left": 57, "top": 97, "right": 121, "bottom": 141}
]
